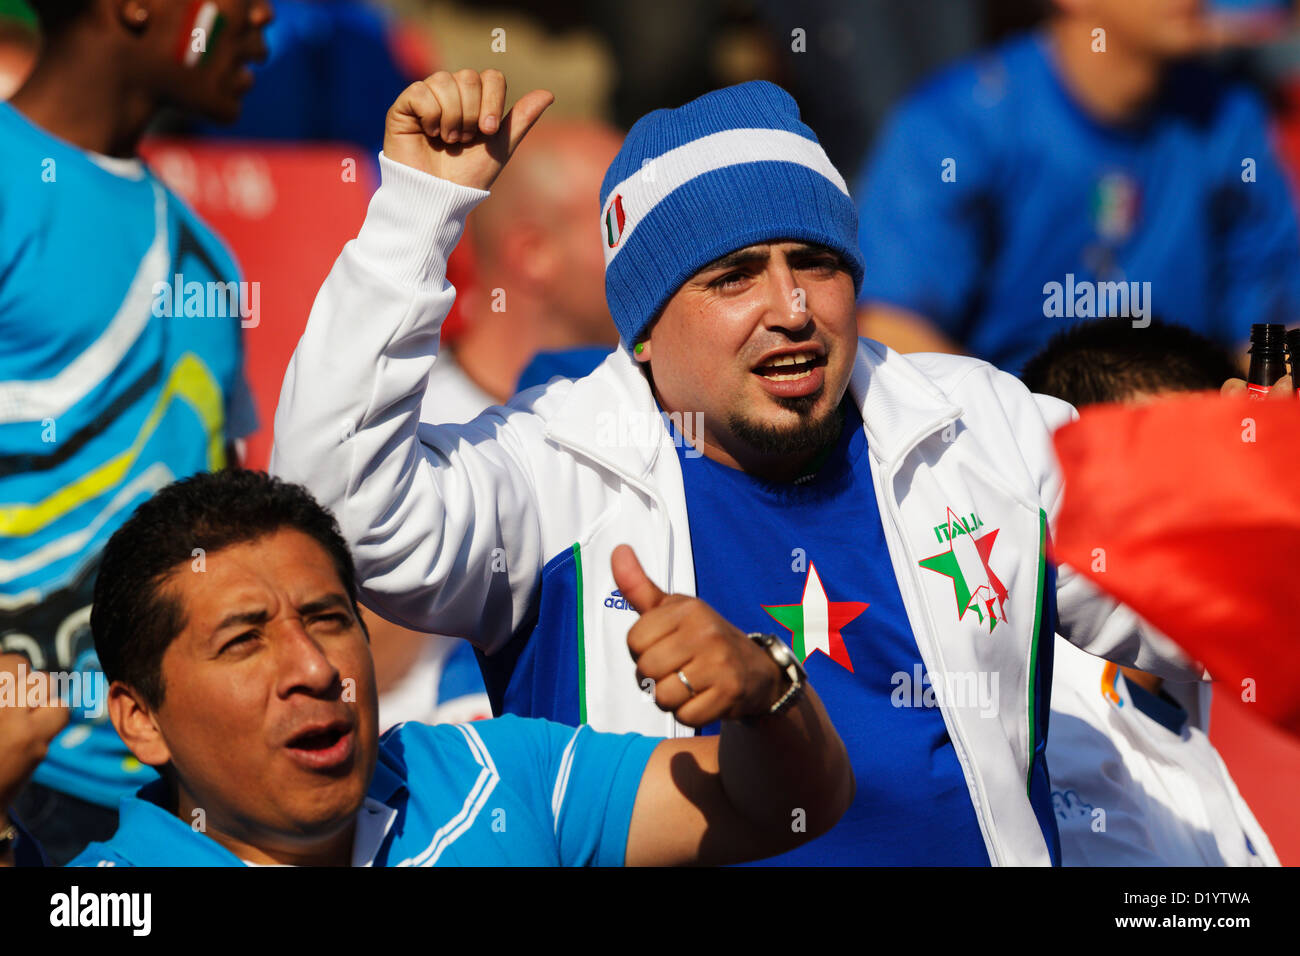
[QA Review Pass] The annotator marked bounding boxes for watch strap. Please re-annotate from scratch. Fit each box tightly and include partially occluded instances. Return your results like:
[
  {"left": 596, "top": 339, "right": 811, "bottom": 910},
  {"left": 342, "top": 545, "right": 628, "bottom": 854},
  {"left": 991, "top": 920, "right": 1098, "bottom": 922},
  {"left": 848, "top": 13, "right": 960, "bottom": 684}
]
[{"left": 746, "top": 632, "right": 806, "bottom": 715}]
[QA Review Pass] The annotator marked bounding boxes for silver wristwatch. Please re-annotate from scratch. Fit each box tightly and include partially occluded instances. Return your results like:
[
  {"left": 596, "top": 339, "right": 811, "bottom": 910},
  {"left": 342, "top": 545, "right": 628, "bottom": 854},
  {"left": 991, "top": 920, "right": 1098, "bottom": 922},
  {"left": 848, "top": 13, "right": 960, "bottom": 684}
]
[{"left": 747, "top": 633, "right": 806, "bottom": 715}]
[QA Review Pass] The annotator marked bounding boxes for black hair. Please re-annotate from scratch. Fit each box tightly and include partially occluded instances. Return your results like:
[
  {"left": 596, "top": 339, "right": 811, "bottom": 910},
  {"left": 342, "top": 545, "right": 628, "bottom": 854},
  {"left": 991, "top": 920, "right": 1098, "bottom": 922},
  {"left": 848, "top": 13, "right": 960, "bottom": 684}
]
[
  {"left": 24, "top": 0, "right": 94, "bottom": 37},
  {"left": 91, "top": 470, "right": 363, "bottom": 709},
  {"left": 1020, "top": 317, "right": 1239, "bottom": 408}
]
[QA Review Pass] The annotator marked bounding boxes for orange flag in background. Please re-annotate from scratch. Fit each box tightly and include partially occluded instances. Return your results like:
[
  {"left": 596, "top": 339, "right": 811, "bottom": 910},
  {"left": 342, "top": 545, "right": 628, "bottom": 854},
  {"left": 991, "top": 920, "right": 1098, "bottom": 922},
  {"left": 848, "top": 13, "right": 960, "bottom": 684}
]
[{"left": 1052, "top": 394, "right": 1300, "bottom": 736}]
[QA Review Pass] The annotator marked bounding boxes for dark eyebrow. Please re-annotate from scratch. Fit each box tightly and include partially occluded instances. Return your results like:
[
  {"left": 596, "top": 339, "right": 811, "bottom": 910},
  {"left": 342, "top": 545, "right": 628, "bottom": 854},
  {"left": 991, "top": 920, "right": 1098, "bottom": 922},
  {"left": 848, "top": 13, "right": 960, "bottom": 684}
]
[
  {"left": 209, "top": 593, "right": 352, "bottom": 640},
  {"left": 697, "top": 247, "right": 772, "bottom": 276},
  {"left": 298, "top": 593, "right": 353, "bottom": 618},
  {"left": 211, "top": 608, "right": 269, "bottom": 640},
  {"left": 695, "top": 242, "right": 840, "bottom": 279},
  {"left": 785, "top": 244, "right": 844, "bottom": 266}
]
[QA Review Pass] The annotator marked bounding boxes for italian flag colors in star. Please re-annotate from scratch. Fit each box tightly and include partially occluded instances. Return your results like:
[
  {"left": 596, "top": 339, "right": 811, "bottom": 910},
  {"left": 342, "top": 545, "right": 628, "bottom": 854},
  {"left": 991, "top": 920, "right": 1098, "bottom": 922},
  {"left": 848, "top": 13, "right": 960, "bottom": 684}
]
[
  {"left": 176, "top": 0, "right": 226, "bottom": 68},
  {"left": 762, "top": 563, "right": 867, "bottom": 672},
  {"left": 918, "top": 508, "right": 1009, "bottom": 633}
]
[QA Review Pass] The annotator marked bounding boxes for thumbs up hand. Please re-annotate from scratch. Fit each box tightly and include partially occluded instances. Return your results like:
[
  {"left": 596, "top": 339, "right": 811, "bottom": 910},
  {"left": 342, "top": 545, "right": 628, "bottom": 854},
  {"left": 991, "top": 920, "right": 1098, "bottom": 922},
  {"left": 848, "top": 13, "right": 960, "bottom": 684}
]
[{"left": 611, "top": 545, "right": 785, "bottom": 728}]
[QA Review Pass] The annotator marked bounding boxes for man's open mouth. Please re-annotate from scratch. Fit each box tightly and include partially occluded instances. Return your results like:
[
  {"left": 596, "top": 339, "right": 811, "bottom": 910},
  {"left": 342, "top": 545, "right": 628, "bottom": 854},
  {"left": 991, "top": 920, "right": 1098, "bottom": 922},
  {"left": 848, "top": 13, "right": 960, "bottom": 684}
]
[
  {"left": 289, "top": 725, "right": 347, "bottom": 749},
  {"left": 285, "top": 720, "right": 355, "bottom": 771},
  {"left": 753, "top": 350, "right": 824, "bottom": 382}
]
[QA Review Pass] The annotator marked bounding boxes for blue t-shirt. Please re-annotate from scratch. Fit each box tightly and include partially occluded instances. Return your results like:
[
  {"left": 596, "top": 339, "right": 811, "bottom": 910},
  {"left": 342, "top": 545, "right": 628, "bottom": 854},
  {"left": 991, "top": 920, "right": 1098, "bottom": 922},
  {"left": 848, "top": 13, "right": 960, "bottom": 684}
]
[
  {"left": 439, "top": 638, "right": 490, "bottom": 704},
  {"left": 67, "top": 717, "right": 658, "bottom": 866},
  {"left": 189, "top": 0, "right": 411, "bottom": 159},
  {"left": 675, "top": 404, "right": 989, "bottom": 865},
  {"left": 516, "top": 347, "right": 611, "bottom": 394},
  {"left": 857, "top": 30, "right": 1300, "bottom": 373},
  {"left": 0, "top": 102, "right": 257, "bottom": 807}
]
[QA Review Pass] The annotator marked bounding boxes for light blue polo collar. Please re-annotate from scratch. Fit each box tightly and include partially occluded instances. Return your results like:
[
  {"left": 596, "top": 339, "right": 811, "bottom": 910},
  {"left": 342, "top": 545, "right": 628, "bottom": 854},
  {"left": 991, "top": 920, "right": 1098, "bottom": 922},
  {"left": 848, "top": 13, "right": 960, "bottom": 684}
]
[
  {"left": 105, "top": 758, "right": 408, "bottom": 866},
  {"left": 109, "top": 780, "right": 246, "bottom": 866}
]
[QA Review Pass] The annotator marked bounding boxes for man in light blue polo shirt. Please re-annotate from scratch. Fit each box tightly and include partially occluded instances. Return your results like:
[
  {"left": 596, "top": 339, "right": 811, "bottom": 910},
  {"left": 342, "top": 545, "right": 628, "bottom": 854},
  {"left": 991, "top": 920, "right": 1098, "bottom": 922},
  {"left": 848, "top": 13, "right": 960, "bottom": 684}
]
[
  {"left": 16, "top": 470, "right": 850, "bottom": 867},
  {"left": 75, "top": 716, "right": 663, "bottom": 866}
]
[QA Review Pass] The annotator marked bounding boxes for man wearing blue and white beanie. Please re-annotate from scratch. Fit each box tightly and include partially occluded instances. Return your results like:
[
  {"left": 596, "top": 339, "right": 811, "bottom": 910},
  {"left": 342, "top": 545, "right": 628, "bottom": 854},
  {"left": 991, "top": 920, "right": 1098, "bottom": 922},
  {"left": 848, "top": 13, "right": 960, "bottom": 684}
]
[{"left": 275, "top": 69, "right": 1207, "bottom": 866}]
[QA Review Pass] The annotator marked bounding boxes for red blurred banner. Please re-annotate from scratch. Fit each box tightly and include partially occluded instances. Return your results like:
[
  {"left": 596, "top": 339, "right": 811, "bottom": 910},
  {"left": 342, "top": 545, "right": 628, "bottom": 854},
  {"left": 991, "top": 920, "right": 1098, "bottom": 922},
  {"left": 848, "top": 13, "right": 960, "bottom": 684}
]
[
  {"left": 141, "top": 138, "right": 475, "bottom": 470},
  {"left": 141, "top": 138, "right": 376, "bottom": 472},
  {"left": 1209, "top": 690, "right": 1300, "bottom": 864}
]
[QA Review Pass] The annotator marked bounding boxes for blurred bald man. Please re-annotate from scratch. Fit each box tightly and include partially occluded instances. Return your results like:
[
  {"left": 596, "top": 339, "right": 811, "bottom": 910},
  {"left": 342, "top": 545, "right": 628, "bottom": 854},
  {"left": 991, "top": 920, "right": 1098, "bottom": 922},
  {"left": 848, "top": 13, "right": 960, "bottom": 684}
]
[{"left": 421, "top": 119, "right": 623, "bottom": 416}]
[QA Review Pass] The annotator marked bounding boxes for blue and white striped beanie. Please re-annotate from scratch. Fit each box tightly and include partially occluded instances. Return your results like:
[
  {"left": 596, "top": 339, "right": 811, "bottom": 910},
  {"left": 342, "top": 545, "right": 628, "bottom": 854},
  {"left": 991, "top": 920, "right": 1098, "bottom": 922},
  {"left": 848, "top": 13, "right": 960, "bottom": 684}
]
[{"left": 599, "top": 80, "right": 865, "bottom": 350}]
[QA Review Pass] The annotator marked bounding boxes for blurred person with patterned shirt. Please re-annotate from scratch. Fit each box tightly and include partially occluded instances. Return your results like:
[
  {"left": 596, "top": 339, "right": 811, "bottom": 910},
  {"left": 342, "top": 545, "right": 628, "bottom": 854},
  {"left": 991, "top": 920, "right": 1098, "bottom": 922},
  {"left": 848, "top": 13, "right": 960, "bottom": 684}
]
[{"left": 0, "top": 0, "right": 269, "bottom": 862}]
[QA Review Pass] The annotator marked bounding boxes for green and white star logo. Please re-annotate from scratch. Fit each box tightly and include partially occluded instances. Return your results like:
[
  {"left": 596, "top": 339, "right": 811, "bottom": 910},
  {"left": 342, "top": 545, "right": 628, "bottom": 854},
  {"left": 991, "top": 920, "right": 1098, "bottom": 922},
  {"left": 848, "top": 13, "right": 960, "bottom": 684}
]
[{"left": 918, "top": 508, "right": 1009, "bottom": 634}]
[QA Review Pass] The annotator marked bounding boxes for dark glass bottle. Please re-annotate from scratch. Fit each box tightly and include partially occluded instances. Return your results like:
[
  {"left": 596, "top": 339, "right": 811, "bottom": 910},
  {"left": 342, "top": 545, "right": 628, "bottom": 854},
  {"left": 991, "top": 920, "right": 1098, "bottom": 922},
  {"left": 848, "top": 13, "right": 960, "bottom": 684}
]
[
  {"left": 1288, "top": 328, "right": 1300, "bottom": 383},
  {"left": 1246, "top": 324, "right": 1288, "bottom": 398}
]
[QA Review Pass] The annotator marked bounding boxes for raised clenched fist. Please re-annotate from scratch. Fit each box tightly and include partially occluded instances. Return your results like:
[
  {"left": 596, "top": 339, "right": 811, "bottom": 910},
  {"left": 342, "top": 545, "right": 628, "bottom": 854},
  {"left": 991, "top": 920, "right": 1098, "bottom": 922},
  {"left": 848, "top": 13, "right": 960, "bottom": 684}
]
[{"left": 383, "top": 68, "right": 554, "bottom": 191}]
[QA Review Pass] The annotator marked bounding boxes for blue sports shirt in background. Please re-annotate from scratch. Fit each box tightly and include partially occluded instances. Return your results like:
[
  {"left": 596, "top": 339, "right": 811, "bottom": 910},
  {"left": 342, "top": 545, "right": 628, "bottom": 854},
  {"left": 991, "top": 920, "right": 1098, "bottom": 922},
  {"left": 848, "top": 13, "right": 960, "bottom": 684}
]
[
  {"left": 516, "top": 347, "right": 613, "bottom": 395},
  {"left": 0, "top": 101, "right": 257, "bottom": 809},
  {"left": 189, "top": 0, "right": 413, "bottom": 158},
  {"left": 856, "top": 30, "right": 1300, "bottom": 374}
]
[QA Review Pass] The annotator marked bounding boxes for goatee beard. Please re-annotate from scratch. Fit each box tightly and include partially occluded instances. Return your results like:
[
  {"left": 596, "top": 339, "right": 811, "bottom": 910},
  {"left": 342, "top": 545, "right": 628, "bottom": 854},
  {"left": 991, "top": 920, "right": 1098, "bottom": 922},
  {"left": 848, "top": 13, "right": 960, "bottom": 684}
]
[{"left": 726, "top": 397, "right": 844, "bottom": 458}]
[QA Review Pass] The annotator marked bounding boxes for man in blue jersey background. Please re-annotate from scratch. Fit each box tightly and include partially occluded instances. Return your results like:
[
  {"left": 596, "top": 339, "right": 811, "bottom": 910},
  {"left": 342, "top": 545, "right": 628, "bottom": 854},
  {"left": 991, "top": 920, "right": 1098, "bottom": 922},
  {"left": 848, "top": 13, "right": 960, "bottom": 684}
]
[
  {"left": 0, "top": 0, "right": 270, "bottom": 861},
  {"left": 855, "top": 0, "right": 1300, "bottom": 372},
  {"left": 3, "top": 469, "right": 851, "bottom": 866}
]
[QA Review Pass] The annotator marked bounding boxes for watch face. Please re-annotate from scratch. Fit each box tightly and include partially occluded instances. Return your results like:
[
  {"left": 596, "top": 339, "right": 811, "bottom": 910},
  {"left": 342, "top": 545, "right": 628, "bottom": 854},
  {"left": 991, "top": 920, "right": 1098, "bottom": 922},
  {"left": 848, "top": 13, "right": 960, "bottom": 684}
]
[{"left": 770, "top": 640, "right": 793, "bottom": 666}]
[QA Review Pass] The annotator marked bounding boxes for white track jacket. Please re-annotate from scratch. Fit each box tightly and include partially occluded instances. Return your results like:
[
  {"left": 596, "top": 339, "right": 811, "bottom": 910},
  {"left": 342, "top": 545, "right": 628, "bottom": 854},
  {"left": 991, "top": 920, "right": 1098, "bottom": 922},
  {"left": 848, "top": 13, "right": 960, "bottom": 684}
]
[
  {"left": 1049, "top": 637, "right": 1278, "bottom": 866},
  {"left": 271, "top": 155, "right": 1203, "bottom": 866}
]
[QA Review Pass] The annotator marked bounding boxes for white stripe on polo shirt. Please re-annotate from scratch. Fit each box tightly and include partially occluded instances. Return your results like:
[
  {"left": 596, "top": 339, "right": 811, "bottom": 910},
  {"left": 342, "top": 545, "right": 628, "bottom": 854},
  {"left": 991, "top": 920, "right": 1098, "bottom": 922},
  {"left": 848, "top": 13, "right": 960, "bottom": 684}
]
[
  {"left": 0, "top": 184, "right": 167, "bottom": 425},
  {"left": 599, "top": 128, "right": 850, "bottom": 268},
  {"left": 550, "top": 727, "right": 582, "bottom": 834},
  {"left": 396, "top": 723, "right": 499, "bottom": 867}
]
